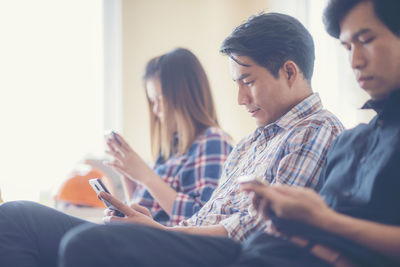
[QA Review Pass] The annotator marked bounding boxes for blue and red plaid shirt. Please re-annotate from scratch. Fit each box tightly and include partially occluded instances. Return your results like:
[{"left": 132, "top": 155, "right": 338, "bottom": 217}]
[
  {"left": 132, "top": 127, "right": 233, "bottom": 226},
  {"left": 181, "top": 94, "right": 344, "bottom": 241}
]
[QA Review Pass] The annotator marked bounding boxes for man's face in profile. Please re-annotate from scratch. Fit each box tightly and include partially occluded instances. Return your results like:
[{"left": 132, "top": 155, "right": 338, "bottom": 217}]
[
  {"left": 339, "top": 1, "right": 400, "bottom": 100},
  {"left": 229, "top": 54, "right": 291, "bottom": 127}
]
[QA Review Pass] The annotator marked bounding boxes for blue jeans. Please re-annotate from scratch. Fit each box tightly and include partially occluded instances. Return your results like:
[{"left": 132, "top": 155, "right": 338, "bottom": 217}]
[
  {"left": 0, "top": 201, "right": 330, "bottom": 267},
  {"left": 0, "top": 201, "right": 89, "bottom": 267},
  {"left": 59, "top": 225, "right": 330, "bottom": 267}
]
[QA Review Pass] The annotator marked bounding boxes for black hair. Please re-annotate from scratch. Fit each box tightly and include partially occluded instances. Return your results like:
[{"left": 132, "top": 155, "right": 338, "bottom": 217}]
[
  {"left": 220, "top": 12, "right": 315, "bottom": 82},
  {"left": 323, "top": 0, "right": 400, "bottom": 38}
]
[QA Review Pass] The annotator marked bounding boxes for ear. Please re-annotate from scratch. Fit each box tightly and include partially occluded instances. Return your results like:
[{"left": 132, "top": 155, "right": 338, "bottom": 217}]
[{"left": 282, "top": 61, "right": 298, "bottom": 88}]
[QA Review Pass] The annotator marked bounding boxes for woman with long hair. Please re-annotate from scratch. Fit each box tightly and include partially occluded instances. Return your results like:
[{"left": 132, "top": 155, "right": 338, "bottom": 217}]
[
  {"left": 0, "top": 48, "right": 232, "bottom": 267},
  {"left": 105, "top": 48, "right": 233, "bottom": 225}
]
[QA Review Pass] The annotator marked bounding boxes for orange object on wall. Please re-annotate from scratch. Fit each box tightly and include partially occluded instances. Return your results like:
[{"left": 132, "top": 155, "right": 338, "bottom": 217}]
[{"left": 54, "top": 166, "right": 113, "bottom": 208}]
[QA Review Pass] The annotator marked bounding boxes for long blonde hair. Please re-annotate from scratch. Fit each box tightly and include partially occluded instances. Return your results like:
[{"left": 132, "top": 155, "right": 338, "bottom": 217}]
[{"left": 144, "top": 48, "right": 219, "bottom": 160}]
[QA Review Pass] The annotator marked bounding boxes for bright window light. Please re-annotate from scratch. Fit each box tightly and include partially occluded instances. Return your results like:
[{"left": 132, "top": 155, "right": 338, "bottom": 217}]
[{"left": 0, "top": 0, "right": 104, "bottom": 204}]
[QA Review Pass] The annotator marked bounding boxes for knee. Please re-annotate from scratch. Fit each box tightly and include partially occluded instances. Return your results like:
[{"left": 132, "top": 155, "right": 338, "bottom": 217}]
[
  {"left": 59, "top": 224, "right": 108, "bottom": 267},
  {"left": 59, "top": 223, "right": 153, "bottom": 267},
  {"left": 0, "top": 200, "right": 38, "bottom": 218}
]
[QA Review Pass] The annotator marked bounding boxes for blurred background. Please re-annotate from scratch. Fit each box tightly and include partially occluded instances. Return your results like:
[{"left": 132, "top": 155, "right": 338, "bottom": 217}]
[{"left": 0, "top": 0, "right": 375, "bottom": 206}]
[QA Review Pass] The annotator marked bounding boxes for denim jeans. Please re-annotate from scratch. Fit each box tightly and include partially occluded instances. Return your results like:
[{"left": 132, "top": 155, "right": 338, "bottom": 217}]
[
  {"left": 0, "top": 201, "right": 89, "bottom": 267},
  {"left": 0, "top": 201, "right": 330, "bottom": 267}
]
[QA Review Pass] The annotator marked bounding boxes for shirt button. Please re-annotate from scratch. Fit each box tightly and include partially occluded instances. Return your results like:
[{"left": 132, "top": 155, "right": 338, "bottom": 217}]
[{"left": 343, "top": 192, "right": 351, "bottom": 198}]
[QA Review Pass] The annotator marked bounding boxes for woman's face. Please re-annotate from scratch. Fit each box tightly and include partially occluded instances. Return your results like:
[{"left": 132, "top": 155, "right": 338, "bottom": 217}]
[{"left": 146, "top": 78, "right": 164, "bottom": 120}]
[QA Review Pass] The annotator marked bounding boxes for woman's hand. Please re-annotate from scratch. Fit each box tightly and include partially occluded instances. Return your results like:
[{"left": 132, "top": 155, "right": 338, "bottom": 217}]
[
  {"left": 240, "top": 184, "right": 335, "bottom": 227},
  {"left": 100, "top": 192, "right": 165, "bottom": 230},
  {"left": 105, "top": 132, "right": 157, "bottom": 185}
]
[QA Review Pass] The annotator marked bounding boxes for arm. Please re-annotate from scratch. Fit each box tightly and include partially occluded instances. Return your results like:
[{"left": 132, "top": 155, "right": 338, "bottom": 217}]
[
  {"left": 273, "top": 124, "right": 340, "bottom": 188},
  {"left": 105, "top": 132, "right": 178, "bottom": 215},
  {"left": 120, "top": 175, "right": 137, "bottom": 202},
  {"left": 219, "top": 124, "right": 340, "bottom": 241},
  {"left": 166, "top": 133, "right": 232, "bottom": 224},
  {"left": 241, "top": 184, "right": 400, "bottom": 262},
  {"left": 322, "top": 210, "right": 400, "bottom": 261},
  {"left": 137, "top": 130, "right": 231, "bottom": 222},
  {"left": 101, "top": 191, "right": 228, "bottom": 237},
  {"left": 170, "top": 224, "right": 228, "bottom": 237},
  {"left": 106, "top": 130, "right": 232, "bottom": 220}
]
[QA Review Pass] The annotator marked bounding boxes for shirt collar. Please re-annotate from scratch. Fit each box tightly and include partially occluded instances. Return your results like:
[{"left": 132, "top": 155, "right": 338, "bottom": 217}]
[
  {"left": 361, "top": 89, "right": 400, "bottom": 120},
  {"left": 251, "top": 93, "right": 323, "bottom": 140},
  {"left": 274, "top": 93, "right": 323, "bottom": 129}
]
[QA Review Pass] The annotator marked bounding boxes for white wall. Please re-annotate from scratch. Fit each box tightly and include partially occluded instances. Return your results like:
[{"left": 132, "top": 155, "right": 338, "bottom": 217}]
[
  {"left": 267, "top": 0, "right": 376, "bottom": 127},
  {"left": 0, "top": 0, "right": 104, "bottom": 202},
  {"left": 121, "top": 0, "right": 269, "bottom": 162}
]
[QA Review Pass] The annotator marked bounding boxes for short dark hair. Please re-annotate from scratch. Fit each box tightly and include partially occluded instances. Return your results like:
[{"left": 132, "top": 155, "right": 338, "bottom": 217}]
[
  {"left": 220, "top": 12, "right": 315, "bottom": 82},
  {"left": 323, "top": 0, "right": 400, "bottom": 38}
]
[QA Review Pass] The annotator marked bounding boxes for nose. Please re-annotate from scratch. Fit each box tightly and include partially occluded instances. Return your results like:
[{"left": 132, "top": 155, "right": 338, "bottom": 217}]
[
  {"left": 153, "top": 100, "right": 160, "bottom": 116},
  {"left": 350, "top": 45, "right": 367, "bottom": 70},
  {"left": 237, "top": 84, "right": 250, "bottom": 106}
]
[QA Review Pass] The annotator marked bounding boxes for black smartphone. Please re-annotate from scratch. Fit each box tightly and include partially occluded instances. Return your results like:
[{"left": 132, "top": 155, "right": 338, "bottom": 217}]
[
  {"left": 89, "top": 178, "right": 125, "bottom": 217},
  {"left": 111, "top": 131, "right": 122, "bottom": 146}
]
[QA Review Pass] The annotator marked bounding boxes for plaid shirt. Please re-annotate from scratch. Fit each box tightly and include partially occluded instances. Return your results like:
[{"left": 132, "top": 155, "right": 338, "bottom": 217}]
[
  {"left": 132, "top": 127, "right": 233, "bottom": 226},
  {"left": 181, "top": 94, "right": 344, "bottom": 241}
]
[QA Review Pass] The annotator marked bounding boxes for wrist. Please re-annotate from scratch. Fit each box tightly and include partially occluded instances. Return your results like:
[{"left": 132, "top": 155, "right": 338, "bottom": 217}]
[
  {"left": 139, "top": 166, "right": 158, "bottom": 186},
  {"left": 311, "top": 207, "right": 338, "bottom": 231}
]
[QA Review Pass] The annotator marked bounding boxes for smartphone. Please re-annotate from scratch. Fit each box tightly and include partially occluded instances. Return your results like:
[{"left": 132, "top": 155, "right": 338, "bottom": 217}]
[
  {"left": 237, "top": 175, "right": 269, "bottom": 217},
  {"left": 110, "top": 130, "right": 122, "bottom": 146},
  {"left": 105, "top": 130, "right": 122, "bottom": 146},
  {"left": 237, "top": 175, "right": 270, "bottom": 186},
  {"left": 89, "top": 178, "right": 125, "bottom": 217},
  {"left": 112, "top": 131, "right": 122, "bottom": 146}
]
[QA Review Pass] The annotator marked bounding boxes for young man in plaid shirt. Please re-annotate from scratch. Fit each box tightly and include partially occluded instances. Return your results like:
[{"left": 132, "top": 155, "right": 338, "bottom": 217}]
[{"left": 96, "top": 13, "right": 344, "bottom": 241}]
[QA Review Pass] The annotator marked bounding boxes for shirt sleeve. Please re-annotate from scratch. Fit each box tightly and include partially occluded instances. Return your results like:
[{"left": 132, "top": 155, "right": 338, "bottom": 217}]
[
  {"left": 220, "top": 200, "right": 268, "bottom": 241},
  {"left": 169, "top": 131, "right": 233, "bottom": 225},
  {"left": 273, "top": 123, "right": 341, "bottom": 189},
  {"left": 220, "top": 123, "right": 341, "bottom": 241}
]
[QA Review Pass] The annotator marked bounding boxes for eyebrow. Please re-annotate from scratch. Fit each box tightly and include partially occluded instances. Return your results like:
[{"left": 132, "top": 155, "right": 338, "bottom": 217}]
[
  {"left": 341, "top": 28, "right": 372, "bottom": 45},
  {"left": 230, "top": 55, "right": 252, "bottom": 67},
  {"left": 233, "top": 73, "right": 251, "bottom": 82}
]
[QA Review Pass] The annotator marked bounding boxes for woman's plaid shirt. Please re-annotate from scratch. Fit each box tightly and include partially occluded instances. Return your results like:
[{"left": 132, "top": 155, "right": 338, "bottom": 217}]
[{"left": 132, "top": 127, "right": 233, "bottom": 226}]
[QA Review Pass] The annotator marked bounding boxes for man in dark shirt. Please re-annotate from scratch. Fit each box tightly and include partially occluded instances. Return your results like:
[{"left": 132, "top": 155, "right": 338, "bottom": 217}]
[
  {"left": 57, "top": 0, "right": 400, "bottom": 266},
  {"left": 236, "top": 0, "right": 400, "bottom": 266}
]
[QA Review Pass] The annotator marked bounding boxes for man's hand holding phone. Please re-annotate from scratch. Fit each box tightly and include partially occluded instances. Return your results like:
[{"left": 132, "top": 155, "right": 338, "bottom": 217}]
[{"left": 237, "top": 175, "right": 270, "bottom": 217}]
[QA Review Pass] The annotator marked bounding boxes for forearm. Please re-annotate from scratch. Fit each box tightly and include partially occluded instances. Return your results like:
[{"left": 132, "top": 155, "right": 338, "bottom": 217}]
[
  {"left": 143, "top": 173, "right": 177, "bottom": 216},
  {"left": 121, "top": 176, "right": 137, "bottom": 202},
  {"left": 169, "top": 224, "right": 228, "bottom": 237},
  {"left": 316, "top": 210, "right": 400, "bottom": 261}
]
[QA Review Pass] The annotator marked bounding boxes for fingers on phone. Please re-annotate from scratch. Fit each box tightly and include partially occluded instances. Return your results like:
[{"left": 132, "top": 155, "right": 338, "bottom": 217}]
[{"left": 104, "top": 208, "right": 115, "bottom": 216}]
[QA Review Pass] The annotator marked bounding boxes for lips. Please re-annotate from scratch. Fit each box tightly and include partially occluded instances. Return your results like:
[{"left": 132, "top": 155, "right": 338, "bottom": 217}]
[
  {"left": 247, "top": 108, "right": 261, "bottom": 116},
  {"left": 357, "top": 75, "right": 374, "bottom": 88},
  {"left": 358, "top": 76, "right": 373, "bottom": 83}
]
